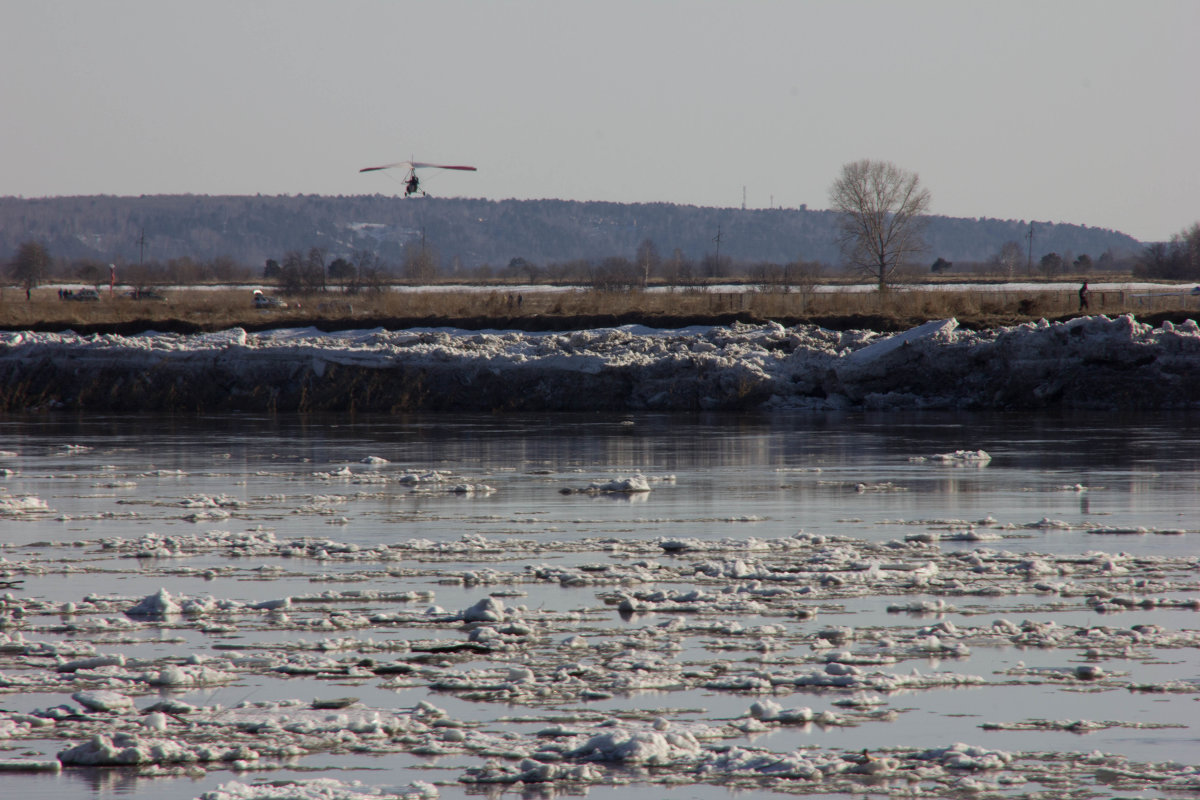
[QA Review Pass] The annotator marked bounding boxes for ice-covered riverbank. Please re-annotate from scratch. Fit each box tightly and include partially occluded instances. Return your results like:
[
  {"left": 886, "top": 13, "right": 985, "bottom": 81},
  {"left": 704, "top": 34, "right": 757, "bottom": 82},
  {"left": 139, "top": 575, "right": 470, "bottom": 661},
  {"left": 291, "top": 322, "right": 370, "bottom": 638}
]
[{"left": 3, "top": 314, "right": 1200, "bottom": 412}]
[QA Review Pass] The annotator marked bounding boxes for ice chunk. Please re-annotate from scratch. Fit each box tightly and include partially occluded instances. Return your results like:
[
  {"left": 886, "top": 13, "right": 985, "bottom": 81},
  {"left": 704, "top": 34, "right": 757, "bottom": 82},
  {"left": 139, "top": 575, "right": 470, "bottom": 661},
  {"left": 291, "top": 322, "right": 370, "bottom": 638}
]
[
  {"left": 71, "top": 690, "right": 134, "bottom": 713},
  {"left": 0, "top": 496, "right": 49, "bottom": 515},
  {"left": 58, "top": 732, "right": 258, "bottom": 766},
  {"left": 125, "top": 588, "right": 181, "bottom": 618},
  {"left": 462, "top": 597, "right": 506, "bottom": 623}
]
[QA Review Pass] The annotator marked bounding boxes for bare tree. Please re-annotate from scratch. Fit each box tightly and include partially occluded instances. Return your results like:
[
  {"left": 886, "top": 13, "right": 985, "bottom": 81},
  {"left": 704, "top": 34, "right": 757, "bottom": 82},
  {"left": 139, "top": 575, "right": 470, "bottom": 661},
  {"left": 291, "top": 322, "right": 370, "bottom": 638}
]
[
  {"left": 752, "top": 262, "right": 786, "bottom": 292},
  {"left": 635, "top": 238, "right": 660, "bottom": 286},
  {"left": 829, "top": 159, "right": 931, "bottom": 290},
  {"left": 992, "top": 241, "right": 1024, "bottom": 279},
  {"left": 402, "top": 241, "right": 437, "bottom": 283},
  {"left": 305, "top": 247, "right": 327, "bottom": 292},
  {"left": 591, "top": 256, "right": 640, "bottom": 291},
  {"left": 660, "top": 248, "right": 690, "bottom": 289},
  {"left": 353, "top": 249, "right": 388, "bottom": 295},
  {"left": 10, "top": 241, "right": 51, "bottom": 296},
  {"left": 279, "top": 250, "right": 305, "bottom": 295},
  {"left": 787, "top": 258, "right": 823, "bottom": 313}
]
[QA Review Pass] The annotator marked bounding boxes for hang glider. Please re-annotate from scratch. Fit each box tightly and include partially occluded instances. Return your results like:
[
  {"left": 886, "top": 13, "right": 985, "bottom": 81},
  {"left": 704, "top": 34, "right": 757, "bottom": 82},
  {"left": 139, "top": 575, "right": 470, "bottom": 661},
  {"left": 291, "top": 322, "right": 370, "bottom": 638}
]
[{"left": 359, "top": 160, "right": 477, "bottom": 197}]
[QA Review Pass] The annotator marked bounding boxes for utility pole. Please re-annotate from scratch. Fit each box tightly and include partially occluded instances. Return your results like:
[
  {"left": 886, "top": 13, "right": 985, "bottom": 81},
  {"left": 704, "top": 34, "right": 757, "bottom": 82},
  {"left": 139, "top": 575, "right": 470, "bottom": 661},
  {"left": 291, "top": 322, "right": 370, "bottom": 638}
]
[
  {"left": 741, "top": 186, "right": 746, "bottom": 211},
  {"left": 713, "top": 224, "right": 723, "bottom": 278},
  {"left": 1026, "top": 222, "right": 1034, "bottom": 276},
  {"left": 137, "top": 228, "right": 147, "bottom": 265}
]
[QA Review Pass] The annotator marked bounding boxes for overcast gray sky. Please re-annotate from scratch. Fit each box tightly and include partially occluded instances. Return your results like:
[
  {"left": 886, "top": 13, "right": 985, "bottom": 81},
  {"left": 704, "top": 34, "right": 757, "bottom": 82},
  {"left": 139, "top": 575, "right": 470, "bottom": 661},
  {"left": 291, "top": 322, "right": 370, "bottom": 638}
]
[{"left": 2, "top": 1, "right": 1196, "bottom": 242}]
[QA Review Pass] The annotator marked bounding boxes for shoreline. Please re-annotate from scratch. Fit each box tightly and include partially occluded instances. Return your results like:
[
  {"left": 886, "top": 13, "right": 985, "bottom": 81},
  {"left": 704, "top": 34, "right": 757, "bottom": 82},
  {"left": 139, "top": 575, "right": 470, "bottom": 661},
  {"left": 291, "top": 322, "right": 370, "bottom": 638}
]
[
  {"left": 4, "top": 315, "right": 1199, "bottom": 414},
  {"left": 2, "top": 308, "right": 1198, "bottom": 338}
]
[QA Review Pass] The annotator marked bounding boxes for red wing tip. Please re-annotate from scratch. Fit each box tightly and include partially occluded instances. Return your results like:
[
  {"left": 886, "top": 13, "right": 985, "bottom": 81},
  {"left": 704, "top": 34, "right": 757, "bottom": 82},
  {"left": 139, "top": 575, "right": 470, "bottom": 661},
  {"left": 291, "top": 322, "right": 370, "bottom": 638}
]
[{"left": 414, "top": 164, "right": 477, "bottom": 171}]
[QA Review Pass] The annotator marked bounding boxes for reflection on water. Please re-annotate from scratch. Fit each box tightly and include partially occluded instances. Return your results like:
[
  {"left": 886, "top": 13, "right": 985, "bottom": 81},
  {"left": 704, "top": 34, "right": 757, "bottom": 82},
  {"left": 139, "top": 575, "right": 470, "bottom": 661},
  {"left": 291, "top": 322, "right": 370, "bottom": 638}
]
[{"left": 7, "top": 407, "right": 1200, "bottom": 466}]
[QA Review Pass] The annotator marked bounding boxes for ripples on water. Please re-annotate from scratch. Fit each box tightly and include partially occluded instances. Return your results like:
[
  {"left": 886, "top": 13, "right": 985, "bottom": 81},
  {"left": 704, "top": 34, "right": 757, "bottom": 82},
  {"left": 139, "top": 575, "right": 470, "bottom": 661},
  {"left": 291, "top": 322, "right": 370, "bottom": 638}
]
[{"left": 1, "top": 411, "right": 1198, "bottom": 800}]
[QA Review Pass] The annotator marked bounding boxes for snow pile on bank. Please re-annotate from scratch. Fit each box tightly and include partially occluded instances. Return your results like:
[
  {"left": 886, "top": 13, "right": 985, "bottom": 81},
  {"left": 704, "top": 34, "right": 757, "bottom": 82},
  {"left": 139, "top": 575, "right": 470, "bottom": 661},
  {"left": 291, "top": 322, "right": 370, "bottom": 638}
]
[{"left": 3, "top": 315, "right": 1199, "bottom": 412}]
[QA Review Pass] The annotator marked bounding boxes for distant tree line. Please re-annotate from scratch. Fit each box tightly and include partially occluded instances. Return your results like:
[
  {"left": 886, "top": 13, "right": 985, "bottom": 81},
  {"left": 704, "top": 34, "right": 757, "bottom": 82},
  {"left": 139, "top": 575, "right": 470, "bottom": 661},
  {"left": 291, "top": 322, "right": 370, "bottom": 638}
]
[
  {"left": 7, "top": 175, "right": 1187, "bottom": 295},
  {"left": 1135, "top": 223, "right": 1200, "bottom": 281},
  {"left": 0, "top": 194, "right": 1144, "bottom": 277}
]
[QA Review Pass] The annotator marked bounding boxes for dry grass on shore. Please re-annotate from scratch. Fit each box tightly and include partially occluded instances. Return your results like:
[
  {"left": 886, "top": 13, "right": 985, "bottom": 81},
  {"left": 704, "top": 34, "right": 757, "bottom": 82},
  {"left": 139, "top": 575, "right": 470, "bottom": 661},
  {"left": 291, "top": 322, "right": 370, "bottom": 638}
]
[{"left": 1, "top": 284, "right": 1196, "bottom": 333}]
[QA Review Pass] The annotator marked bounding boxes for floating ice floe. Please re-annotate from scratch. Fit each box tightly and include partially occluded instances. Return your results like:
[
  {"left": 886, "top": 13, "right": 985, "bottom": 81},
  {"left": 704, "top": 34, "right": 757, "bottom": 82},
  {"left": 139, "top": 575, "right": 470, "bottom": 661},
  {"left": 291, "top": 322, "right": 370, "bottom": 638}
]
[
  {"left": 182, "top": 495, "right": 243, "bottom": 508},
  {"left": 200, "top": 778, "right": 438, "bottom": 800},
  {"left": 57, "top": 732, "right": 259, "bottom": 766},
  {"left": 913, "top": 742, "right": 1013, "bottom": 771},
  {"left": 142, "top": 663, "right": 238, "bottom": 686},
  {"left": 980, "top": 718, "right": 1184, "bottom": 733},
  {"left": 460, "top": 597, "right": 506, "bottom": 623},
  {"left": 0, "top": 495, "right": 49, "bottom": 515},
  {"left": 396, "top": 470, "right": 452, "bottom": 484},
  {"left": 564, "top": 475, "right": 652, "bottom": 494},
  {"left": 747, "top": 699, "right": 836, "bottom": 726},
  {"left": 1, "top": 518, "right": 1199, "bottom": 798},
  {"left": 125, "top": 588, "right": 182, "bottom": 619},
  {"left": 912, "top": 449, "right": 992, "bottom": 466},
  {"left": 71, "top": 689, "right": 134, "bottom": 713}
]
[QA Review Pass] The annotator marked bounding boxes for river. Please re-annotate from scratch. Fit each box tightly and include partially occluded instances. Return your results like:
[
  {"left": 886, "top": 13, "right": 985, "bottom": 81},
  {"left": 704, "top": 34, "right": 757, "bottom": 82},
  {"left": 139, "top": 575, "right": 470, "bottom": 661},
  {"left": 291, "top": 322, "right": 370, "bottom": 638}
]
[{"left": 1, "top": 411, "right": 1197, "bottom": 799}]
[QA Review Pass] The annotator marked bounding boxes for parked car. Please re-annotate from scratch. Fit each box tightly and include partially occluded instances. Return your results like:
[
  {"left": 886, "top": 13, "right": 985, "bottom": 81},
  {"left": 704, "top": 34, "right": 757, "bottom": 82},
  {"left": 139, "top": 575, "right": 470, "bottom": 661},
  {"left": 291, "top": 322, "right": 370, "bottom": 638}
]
[
  {"left": 126, "top": 288, "right": 165, "bottom": 300},
  {"left": 252, "top": 290, "right": 287, "bottom": 309},
  {"left": 69, "top": 288, "right": 100, "bottom": 301}
]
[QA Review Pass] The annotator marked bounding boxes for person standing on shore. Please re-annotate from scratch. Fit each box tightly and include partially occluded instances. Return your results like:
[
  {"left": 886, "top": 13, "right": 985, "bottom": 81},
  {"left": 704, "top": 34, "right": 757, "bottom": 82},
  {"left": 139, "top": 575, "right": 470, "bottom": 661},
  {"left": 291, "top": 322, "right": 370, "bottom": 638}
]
[{"left": 1078, "top": 282, "right": 1089, "bottom": 312}]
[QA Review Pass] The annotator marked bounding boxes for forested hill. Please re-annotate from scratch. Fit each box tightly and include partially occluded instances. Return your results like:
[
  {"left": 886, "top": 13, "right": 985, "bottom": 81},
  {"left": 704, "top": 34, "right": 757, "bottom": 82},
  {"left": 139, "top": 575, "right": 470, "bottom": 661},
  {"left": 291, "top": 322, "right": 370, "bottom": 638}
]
[{"left": 0, "top": 194, "right": 1143, "bottom": 269}]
